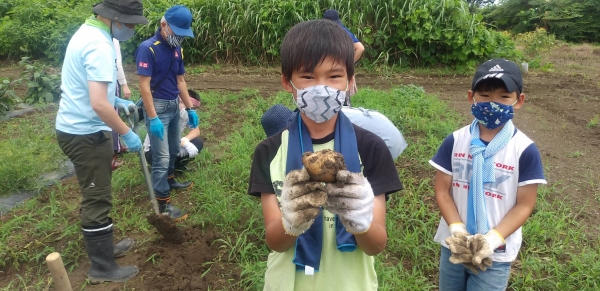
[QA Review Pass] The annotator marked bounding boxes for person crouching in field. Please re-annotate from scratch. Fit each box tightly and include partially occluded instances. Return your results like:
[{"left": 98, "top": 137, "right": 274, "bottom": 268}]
[
  {"left": 429, "top": 59, "right": 546, "bottom": 290},
  {"left": 247, "top": 19, "right": 403, "bottom": 290}
]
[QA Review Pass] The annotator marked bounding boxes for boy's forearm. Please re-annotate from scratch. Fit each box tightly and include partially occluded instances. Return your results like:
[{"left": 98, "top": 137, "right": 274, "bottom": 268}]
[
  {"left": 434, "top": 171, "right": 462, "bottom": 225},
  {"left": 264, "top": 218, "right": 298, "bottom": 252},
  {"left": 354, "top": 222, "right": 387, "bottom": 256},
  {"left": 493, "top": 203, "right": 535, "bottom": 239},
  {"left": 436, "top": 192, "right": 462, "bottom": 225}
]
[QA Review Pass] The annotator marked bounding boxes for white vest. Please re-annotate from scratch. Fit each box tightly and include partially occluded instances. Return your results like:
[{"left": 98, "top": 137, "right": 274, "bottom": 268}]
[{"left": 430, "top": 125, "right": 546, "bottom": 262}]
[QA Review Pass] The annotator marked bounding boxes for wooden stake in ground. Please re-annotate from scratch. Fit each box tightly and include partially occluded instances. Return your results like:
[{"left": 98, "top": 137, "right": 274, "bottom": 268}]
[{"left": 45, "top": 252, "right": 72, "bottom": 291}]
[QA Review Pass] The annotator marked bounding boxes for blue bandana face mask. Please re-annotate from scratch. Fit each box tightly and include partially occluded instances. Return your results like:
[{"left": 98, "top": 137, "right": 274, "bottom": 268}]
[{"left": 471, "top": 98, "right": 518, "bottom": 129}]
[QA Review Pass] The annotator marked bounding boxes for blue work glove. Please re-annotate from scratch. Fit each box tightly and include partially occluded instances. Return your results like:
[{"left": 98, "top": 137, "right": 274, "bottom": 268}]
[
  {"left": 148, "top": 116, "right": 164, "bottom": 141},
  {"left": 187, "top": 109, "right": 199, "bottom": 129},
  {"left": 121, "top": 129, "right": 142, "bottom": 152},
  {"left": 114, "top": 97, "right": 135, "bottom": 115}
]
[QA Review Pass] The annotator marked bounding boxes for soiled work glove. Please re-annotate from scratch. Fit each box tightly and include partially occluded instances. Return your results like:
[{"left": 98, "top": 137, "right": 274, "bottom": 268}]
[
  {"left": 471, "top": 230, "right": 505, "bottom": 271},
  {"left": 281, "top": 168, "right": 328, "bottom": 236},
  {"left": 114, "top": 97, "right": 135, "bottom": 114},
  {"left": 445, "top": 223, "right": 472, "bottom": 265},
  {"left": 121, "top": 129, "right": 141, "bottom": 152},
  {"left": 187, "top": 109, "right": 199, "bottom": 129},
  {"left": 445, "top": 223, "right": 493, "bottom": 273},
  {"left": 325, "top": 170, "right": 374, "bottom": 234},
  {"left": 148, "top": 116, "right": 164, "bottom": 141}
]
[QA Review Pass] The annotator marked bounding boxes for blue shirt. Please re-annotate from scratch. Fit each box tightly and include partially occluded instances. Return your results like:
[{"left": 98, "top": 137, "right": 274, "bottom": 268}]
[
  {"left": 136, "top": 29, "right": 185, "bottom": 100},
  {"left": 340, "top": 24, "right": 360, "bottom": 43},
  {"left": 55, "top": 20, "right": 117, "bottom": 134}
]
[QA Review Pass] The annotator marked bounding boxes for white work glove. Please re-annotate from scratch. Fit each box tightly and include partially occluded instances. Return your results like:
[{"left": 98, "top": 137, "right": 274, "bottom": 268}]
[
  {"left": 180, "top": 137, "right": 199, "bottom": 158},
  {"left": 325, "top": 170, "right": 374, "bottom": 234},
  {"left": 178, "top": 147, "right": 188, "bottom": 157},
  {"left": 470, "top": 230, "right": 504, "bottom": 270},
  {"left": 281, "top": 168, "right": 328, "bottom": 236}
]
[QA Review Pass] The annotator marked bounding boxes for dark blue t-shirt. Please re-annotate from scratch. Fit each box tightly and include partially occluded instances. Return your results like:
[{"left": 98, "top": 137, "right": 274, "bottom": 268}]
[
  {"left": 340, "top": 24, "right": 360, "bottom": 43},
  {"left": 431, "top": 129, "right": 545, "bottom": 184},
  {"left": 135, "top": 29, "right": 185, "bottom": 100}
]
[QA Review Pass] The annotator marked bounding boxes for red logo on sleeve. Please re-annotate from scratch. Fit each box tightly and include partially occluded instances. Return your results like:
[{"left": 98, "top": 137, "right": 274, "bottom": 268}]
[
  {"left": 139, "top": 62, "right": 148, "bottom": 68},
  {"left": 175, "top": 51, "right": 179, "bottom": 58}
]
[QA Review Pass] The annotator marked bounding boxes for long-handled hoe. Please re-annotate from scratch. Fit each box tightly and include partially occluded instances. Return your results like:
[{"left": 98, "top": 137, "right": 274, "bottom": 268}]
[{"left": 122, "top": 105, "right": 183, "bottom": 244}]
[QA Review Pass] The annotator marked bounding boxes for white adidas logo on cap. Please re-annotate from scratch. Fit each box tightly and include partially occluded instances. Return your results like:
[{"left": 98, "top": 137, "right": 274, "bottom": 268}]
[{"left": 489, "top": 64, "right": 503, "bottom": 72}]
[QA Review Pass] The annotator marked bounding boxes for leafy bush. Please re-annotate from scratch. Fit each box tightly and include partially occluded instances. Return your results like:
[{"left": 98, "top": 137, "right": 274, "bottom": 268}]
[
  {"left": 483, "top": 0, "right": 600, "bottom": 43},
  {"left": 0, "top": 0, "right": 96, "bottom": 63},
  {"left": 0, "top": 77, "right": 21, "bottom": 117},
  {"left": 18, "top": 57, "right": 61, "bottom": 104},
  {"left": 513, "top": 28, "right": 557, "bottom": 59},
  {"left": 0, "top": 0, "right": 517, "bottom": 68}
]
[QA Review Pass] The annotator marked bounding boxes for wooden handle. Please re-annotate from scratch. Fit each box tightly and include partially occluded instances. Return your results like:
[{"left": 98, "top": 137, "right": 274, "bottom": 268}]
[{"left": 46, "top": 252, "right": 73, "bottom": 291}]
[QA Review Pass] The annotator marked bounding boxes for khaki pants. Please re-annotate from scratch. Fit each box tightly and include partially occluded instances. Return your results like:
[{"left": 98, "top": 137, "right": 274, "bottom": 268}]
[{"left": 56, "top": 130, "right": 113, "bottom": 227}]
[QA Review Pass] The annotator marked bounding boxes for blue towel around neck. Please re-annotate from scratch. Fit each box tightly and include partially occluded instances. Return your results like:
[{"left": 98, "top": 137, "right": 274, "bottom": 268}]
[
  {"left": 286, "top": 111, "right": 361, "bottom": 272},
  {"left": 467, "top": 119, "right": 515, "bottom": 234}
]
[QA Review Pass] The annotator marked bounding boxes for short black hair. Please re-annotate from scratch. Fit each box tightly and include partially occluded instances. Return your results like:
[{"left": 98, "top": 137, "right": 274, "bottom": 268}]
[
  {"left": 187, "top": 89, "right": 201, "bottom": 102},
  {"left": 474, "top": 78, "right": 520, "bottom": 95},
  {"left": 281, "top": 19, "right": 354, "bottom": 82}
]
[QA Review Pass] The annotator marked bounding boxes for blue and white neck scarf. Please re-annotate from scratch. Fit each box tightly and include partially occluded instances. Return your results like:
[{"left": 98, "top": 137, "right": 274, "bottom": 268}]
[{"left": 466, "top": 119, "right": 515, "bottom": 234}]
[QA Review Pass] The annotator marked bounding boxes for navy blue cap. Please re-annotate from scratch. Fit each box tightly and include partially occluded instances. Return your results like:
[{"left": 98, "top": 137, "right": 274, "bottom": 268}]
[
  {"left": 261, "top": 105, "right": 294, "bottom": 137},
  {"left": 164, "top": 5, "right": 194, "bottom": 37},
  {"left": 323, "top": 9, "right": 344, "bottom": 27}
]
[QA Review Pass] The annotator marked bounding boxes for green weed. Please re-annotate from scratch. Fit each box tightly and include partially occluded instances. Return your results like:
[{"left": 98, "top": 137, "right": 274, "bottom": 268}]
[
  {"left": 586, "top": 114, "right": 599, "bottom": 129},
  {"left": 0, "top": 107, "right": 66, "bottom": 194}
]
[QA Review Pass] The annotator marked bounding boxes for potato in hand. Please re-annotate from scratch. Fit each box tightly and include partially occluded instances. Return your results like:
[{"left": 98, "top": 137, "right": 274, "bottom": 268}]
[{"left": 301, "top": 149, "right": 347, "bottom": 183}]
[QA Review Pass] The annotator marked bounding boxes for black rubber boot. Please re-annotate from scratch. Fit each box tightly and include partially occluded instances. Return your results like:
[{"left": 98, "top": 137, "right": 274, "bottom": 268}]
[
  {"left": 113, "top": 237, "right": 135, "bottom": 258},
  {"left": 84, "top": 230, "right": 139, "bottom": 284},
  {"left": 168, "top": 174, "right": 192, "bottom": 190}
]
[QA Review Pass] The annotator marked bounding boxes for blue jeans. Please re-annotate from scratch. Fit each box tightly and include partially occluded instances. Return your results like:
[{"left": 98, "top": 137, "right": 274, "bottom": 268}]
[
  {"left": 144, "top": 98, "right": 181, "bottom": 198},
  {"left": 439, "top": 246, "right": 511, "bottom": 291}
]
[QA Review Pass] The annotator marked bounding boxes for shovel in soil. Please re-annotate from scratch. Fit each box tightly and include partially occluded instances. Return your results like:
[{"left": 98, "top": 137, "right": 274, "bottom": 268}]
[{"left": 122, "top": 104, "right": 183, "bottom": 244}]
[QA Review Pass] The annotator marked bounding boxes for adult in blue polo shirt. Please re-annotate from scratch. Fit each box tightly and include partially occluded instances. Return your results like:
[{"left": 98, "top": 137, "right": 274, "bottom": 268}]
[
  {"left": 136, "top": 5, "right": 198, "bottom": 221},
  {"left": 55, "top": 0, "right": 146, "bottom": 284}
]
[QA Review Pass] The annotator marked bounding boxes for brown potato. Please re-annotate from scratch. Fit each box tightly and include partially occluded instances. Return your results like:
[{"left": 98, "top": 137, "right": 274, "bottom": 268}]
[{"left": 302, "top": 149, "right": 347, "bottom": 182}]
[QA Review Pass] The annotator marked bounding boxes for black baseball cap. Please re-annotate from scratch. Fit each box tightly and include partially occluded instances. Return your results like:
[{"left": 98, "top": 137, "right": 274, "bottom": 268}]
[{"left": 472, "top": 59, "right": 523, "bottom": 93}]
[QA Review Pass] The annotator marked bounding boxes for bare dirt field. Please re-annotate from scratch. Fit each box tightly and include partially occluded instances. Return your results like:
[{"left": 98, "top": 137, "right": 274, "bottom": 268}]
[{"left": 0, "top": 43, "right": 598, "bottom": 290}]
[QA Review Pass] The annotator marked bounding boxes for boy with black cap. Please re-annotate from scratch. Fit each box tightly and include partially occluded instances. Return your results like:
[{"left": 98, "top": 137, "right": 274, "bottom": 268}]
[
  {"left": 136, "top": 5, "right": 198, "bottom": 221},
  {"left": 248, "top": 19, "right": 402, "bottom": 290},
  {"left": 55, "top": 0, "right": 147, "bottom": 284},
  {"left": 429, "top": 59, "right": 546, "bottom": 290}
]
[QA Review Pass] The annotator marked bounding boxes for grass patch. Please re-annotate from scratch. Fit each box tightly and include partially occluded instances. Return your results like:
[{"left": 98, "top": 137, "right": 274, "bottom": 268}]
[
  {"left": 1, "top": 86, "right": 599, "bottom": 290},
  {"left": 0, "top": 106, "right": 66, "bottom": 195}
]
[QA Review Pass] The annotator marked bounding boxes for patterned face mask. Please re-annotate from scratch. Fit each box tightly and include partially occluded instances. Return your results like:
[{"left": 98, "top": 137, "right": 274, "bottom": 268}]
[
  {"left": 291, "top": 81, "right": 347, "bottom": 123},
  {"left": 165, "top": 26, "right": 185, "bottom": 47},
  {"left": 471, "top": 98, "right": 518, "bottom": 129}
]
